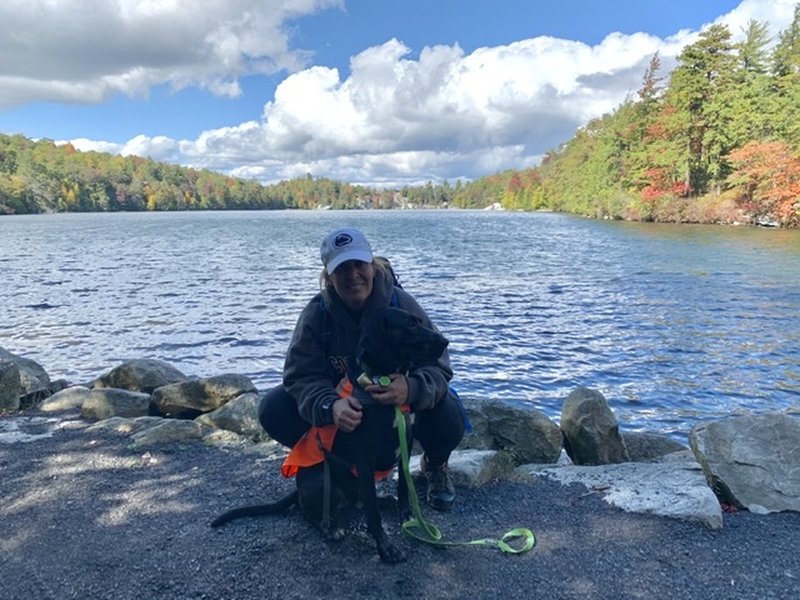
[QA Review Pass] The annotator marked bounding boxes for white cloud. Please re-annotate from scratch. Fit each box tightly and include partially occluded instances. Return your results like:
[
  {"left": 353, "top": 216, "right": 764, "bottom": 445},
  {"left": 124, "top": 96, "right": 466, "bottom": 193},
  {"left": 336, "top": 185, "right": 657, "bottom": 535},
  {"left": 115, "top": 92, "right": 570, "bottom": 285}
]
[
  {"left": 26, "top": 0, "right": 800, "bottom": 186},
  {"left": 63, "top": 138, "right": 122, "bottom": 155},
  {"left": 121, "top": 135, "right": 180, "bottom": 161},
  {"left": 714, "top": 0, "right": 799, "bottom": 40},
  {"left": 158, "top": 31, "right": 694, "bottom": 185},
  {"left": 0, "top": 0, "right": 341, "bottom": 108}
]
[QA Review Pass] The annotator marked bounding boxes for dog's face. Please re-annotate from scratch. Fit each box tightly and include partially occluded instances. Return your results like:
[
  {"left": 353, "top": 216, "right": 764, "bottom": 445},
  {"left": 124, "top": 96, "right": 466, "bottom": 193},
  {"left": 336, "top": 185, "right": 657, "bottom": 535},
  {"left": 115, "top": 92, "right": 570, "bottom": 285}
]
[{"left": 357, "top": 307, "right": 449, "bottom": 376}]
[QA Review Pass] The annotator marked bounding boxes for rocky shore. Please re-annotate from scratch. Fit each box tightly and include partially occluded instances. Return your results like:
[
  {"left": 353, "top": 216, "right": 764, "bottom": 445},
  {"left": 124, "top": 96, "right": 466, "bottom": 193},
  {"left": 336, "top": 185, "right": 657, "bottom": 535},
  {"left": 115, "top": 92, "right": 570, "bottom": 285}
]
[
  {"left": 3, "top": 349, "right": 799, "bottom": 524},
  {"left": 3, "top": 348, "right": 800, "bottom": 598}
]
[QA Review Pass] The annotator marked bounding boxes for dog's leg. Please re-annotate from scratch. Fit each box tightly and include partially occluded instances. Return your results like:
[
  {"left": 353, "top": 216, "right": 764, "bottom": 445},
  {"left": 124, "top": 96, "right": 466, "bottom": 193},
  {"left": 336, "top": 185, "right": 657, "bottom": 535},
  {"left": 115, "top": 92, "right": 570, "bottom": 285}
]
[
  {"left": 395, "top": 412, "right": 413, "bottom": 524},
  {"left": 297, "top": 463, "right": 350, "bottom": 541},
  {"left": 396, "top": 460, "right": 411, "bottom": 524},
  {"left": 357, "top": 458, "right": 406, "bottom": 564}
]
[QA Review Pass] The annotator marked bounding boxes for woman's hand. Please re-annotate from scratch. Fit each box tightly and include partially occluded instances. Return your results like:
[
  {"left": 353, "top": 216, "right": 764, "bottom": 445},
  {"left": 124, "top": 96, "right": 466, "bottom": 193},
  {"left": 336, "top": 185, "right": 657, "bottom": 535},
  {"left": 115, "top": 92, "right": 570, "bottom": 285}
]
[
  {"left": 365, "top": 373, "right": 408, "bottom": 406},
  {"left": 332, "top": 395, "right": 363, "bottom": 432}
]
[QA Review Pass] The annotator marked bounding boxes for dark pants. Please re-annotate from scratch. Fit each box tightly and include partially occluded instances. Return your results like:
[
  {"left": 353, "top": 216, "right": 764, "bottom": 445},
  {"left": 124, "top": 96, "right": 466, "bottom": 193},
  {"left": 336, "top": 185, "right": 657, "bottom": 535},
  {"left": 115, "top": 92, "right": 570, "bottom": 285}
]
[{"left": 258, "top": 385, "right": 466, "bottom": 466}]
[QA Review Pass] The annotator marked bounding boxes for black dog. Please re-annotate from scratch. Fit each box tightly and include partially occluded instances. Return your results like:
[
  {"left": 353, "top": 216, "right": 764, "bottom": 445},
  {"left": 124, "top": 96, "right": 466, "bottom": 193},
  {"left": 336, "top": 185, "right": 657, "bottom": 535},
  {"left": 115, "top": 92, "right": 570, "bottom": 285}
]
[
  {"left": 211, "top": 307, "right": 449, "bottom": 564},
  {"left": 355, "top": 307, "right": 450, "bottom": 385}
]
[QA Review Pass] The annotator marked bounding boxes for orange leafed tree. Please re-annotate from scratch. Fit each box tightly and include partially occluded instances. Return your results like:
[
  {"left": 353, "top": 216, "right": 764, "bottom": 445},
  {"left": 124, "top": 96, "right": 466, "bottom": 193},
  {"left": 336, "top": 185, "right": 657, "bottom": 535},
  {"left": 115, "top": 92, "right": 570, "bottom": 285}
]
[{"left": 727, "top": 140, "right": 800, "bottom": 226}]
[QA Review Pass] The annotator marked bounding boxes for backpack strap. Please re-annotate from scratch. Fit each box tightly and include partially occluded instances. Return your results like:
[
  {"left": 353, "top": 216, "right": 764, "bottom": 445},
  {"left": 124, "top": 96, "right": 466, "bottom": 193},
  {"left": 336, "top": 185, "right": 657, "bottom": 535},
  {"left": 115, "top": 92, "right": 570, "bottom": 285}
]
[{"left": 317, "top": 297, "right": 334, "bottom": 377}]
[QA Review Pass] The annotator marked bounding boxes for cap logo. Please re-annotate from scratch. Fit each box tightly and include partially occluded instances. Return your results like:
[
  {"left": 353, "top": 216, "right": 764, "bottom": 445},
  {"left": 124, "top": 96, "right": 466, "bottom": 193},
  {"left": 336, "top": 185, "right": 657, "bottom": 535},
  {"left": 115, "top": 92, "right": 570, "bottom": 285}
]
[{"left": 334, "top": 233, "right": 353, "bottom": 248}]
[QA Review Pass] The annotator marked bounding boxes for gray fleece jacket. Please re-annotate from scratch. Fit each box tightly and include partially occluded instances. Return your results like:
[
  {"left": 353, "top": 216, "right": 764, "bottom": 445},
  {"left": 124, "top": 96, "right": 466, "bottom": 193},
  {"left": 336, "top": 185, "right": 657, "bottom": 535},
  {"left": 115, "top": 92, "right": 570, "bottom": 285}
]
[{"left": 282, "top": 268, "right": 453, "bottom": 427}]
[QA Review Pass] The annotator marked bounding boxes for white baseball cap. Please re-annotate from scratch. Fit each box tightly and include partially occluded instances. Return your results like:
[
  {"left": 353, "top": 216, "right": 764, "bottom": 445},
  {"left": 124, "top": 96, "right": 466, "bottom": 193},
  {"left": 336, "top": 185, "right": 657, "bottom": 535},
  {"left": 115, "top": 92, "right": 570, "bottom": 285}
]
[{"left": 320, "top": 227, "right": 374, "bottom": 274}]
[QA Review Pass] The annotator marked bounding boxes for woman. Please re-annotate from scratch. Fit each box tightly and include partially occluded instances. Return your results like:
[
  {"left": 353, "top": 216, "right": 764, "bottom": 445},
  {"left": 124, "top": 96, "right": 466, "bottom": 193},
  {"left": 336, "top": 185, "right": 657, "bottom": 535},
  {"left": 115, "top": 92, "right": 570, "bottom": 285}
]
[{"left": 259, "top": 227, "right": 465, "bottom": 511}]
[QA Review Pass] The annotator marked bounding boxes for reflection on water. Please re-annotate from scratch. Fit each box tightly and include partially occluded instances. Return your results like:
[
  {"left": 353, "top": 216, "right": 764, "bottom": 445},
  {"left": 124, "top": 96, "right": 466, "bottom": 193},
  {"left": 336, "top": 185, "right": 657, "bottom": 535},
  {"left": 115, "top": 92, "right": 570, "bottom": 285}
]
[{"left": 2, "top": 210, "right": 799, "bottom": 439}]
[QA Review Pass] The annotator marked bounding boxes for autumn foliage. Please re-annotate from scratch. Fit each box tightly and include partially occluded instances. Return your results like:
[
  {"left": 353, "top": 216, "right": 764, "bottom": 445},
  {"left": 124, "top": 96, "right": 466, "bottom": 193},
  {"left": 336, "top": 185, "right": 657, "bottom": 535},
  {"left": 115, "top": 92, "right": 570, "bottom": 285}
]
[
  {"left": 493, "top": 6, "right": 800, "bottom": 228},
  {"left": 727, "top": 141, "right": 800, "bottom": 226}
]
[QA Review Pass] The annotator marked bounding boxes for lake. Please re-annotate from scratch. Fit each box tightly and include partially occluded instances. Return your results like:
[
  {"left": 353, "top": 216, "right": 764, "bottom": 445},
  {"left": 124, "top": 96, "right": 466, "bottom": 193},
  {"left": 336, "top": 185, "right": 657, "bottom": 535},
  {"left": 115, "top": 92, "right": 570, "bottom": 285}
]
[{"left": 1, "top": 210, "right": 798, "bottom": 440}]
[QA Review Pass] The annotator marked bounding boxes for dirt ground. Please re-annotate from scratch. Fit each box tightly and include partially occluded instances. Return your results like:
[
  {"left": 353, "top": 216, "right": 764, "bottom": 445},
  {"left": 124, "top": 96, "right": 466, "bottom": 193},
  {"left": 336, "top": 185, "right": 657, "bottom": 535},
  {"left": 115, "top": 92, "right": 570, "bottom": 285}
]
[{"left": 1, "top": 410, "right": 798, "bottom": 600}]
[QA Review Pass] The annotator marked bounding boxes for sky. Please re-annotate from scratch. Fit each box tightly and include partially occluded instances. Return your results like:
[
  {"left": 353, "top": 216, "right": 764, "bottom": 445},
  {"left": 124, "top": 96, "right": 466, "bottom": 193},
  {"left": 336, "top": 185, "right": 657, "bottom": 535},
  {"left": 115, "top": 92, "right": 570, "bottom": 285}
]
[{"left": 0, "top": 0, "right": 797, "bottom": 187}]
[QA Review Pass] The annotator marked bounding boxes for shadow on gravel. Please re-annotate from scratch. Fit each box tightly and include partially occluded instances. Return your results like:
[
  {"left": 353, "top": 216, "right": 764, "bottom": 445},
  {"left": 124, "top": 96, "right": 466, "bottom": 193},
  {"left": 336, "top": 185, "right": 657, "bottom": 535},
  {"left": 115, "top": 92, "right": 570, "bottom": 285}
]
[{"left": 2, "top": 415, "right": 799, "bottom": 600}]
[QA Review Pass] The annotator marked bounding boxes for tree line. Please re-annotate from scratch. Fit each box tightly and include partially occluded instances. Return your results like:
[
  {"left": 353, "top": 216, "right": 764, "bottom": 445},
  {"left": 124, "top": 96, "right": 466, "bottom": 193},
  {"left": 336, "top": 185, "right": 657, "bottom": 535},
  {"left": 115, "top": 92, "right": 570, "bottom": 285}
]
[
  {"left": 0, "top": 135, "right": 360, "bottom": 213},
  {"left": 2, "top": 6, "right": 799, "bottom": 226},
  {"left": 494, "top": 6, "right": 800, "bottom": 227},
  {"left": 1, "top": 130, "right": 501, "bottom": 214},
  {"left": 0, "top": 129, "right": 504, "bottom": 214}
]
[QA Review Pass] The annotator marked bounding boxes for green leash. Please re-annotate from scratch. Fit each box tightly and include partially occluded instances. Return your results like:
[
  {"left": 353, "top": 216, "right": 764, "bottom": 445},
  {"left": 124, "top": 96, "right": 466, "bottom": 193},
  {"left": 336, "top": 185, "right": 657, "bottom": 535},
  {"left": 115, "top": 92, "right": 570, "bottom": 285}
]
[{"left": 394, "top": 406, "right": 536, "bottom": 554}]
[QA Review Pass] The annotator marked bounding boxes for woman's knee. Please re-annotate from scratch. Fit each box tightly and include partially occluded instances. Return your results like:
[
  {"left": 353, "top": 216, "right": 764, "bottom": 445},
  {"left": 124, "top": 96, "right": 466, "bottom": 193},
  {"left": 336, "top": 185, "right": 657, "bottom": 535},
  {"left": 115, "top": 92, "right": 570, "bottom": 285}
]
[
  {"left": 258, "top": 385, "right": 286, "bottom": 431},
  {"left": 415, "top": 390, "right": 467, "bottom": 454},
  {"left": 258, "top": 385, "right": 307, "bottom": 446}
]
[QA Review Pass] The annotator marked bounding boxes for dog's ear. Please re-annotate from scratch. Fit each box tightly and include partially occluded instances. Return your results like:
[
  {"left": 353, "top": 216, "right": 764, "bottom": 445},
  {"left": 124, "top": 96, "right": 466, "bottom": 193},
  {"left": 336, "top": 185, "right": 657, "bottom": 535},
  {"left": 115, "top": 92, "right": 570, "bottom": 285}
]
[
  {"left": 381, "top": 308, "right": 449, "bottom": 366},
  {"left": 356, "top": 307, "right": 449, "bottom": 375},
  {"left": 381, "top": 307, "right": 424, "bottom": 332},
  {"left": 355, "top": 309, "right": 400, "bottom": 375},
  {"left": 396, "top": 325, "right": 448, "bottom": 364}
]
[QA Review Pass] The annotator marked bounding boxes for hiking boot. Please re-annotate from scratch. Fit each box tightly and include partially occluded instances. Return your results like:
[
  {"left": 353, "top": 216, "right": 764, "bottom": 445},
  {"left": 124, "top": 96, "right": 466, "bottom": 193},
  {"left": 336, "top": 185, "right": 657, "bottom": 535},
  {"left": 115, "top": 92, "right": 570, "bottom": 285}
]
[{"left": 421, "top": 454, "right": 455, "bottom": 512}]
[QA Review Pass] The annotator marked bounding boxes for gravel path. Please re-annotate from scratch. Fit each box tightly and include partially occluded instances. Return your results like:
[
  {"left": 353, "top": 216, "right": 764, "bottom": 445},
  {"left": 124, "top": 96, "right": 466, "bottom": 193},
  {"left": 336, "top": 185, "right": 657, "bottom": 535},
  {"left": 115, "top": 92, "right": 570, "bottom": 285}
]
[{"left": 2, "top": 410, "right": 798, "bottom": 600}]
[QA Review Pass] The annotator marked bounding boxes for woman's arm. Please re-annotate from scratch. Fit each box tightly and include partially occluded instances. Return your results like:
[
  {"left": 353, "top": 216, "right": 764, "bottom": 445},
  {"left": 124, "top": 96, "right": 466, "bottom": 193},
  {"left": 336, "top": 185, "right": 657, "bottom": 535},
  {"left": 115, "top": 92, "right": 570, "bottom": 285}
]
[{"left": 282, "top": 299, "right": 342, "bottom": 426}]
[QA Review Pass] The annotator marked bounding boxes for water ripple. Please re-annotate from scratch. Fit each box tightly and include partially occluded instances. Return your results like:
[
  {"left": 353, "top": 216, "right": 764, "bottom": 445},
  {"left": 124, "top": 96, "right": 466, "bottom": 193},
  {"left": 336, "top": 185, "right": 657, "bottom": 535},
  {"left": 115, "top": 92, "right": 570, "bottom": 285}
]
[{"left": 1, "top": 210, "right": 799, "bottom": 440}]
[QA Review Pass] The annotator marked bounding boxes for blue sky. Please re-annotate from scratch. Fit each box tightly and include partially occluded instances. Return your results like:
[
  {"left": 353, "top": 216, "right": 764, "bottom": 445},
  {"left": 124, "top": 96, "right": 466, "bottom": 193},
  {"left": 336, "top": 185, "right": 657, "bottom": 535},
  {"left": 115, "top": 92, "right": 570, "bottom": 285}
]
[{"left": 0, "top": 0, "right": 796, "bottom": 186}]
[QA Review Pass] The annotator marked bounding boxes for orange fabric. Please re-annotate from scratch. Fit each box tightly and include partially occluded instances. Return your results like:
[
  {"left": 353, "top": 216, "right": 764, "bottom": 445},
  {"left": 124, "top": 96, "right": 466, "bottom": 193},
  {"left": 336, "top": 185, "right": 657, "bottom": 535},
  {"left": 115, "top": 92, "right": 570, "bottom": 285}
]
[
  {"left": 280, "top": 375, "right": 409, "bottom": 480},
  {"left": 337, "top": 377, "right": 354, "bottom": 397},
  {"left": 281, "top": 375, "right": 354, "bottom": 478},
  {"left": 280, "top": 425, "right": 336, "bottom": 478}
]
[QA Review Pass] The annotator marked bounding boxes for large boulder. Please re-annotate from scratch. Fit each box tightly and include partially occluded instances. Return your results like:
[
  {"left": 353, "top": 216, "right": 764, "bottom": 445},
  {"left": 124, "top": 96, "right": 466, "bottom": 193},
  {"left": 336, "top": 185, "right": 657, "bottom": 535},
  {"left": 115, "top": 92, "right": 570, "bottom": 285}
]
[
  {"left": 93, "top": 359, "right": 188, "bottom": 393},
  {"left": 461, "top": 398, "right": 562, "bottom": 464},
  {"left": 203, "top": 428, "right": 256, "bottom": 449},
  {"left": 622, "top": 431, "right": 688, "bottom": 462},
  {"left": 86, "top": 416, "right": 166, "bottom": 435},
  {"left": 151, "top": 374, "right": 257, "bottom": 418},
  {"left": 39, "top": 386, "right": 93, "bottom": 413},
  {"left": 448, "top": 449, "right": 515, "bottom": 487},
  {"left": 19, "top": 379, "right": 70, "bottom": 410},
  {"left": 195, "top": 392, "right": 266, "bottom": 441},
  {"left": 130, "top": 419, "right": 204, "bottom": 447},
  {"left": 0, "top": 347, "right": 50, "bottom": 394},
  {"left": 80, "top": 389, "right": 152, "bottom": 421},
  {"left": 461, "top": 398, "right": 493, "bottom": 449},
  {"left": 409, "top": 449, "right": 514, "bottom": 488},
  {"left": 521, "top": 460, "right": 722, "bottom": 528},
  {"left": 690, "top": 413, "right": 800, "bottom": 513},
  {"left": 560, "top": 387, "right": 629, "bottom": 465},
  {"left": 0, "top": 361, "right": 22, "bottom": 411}
]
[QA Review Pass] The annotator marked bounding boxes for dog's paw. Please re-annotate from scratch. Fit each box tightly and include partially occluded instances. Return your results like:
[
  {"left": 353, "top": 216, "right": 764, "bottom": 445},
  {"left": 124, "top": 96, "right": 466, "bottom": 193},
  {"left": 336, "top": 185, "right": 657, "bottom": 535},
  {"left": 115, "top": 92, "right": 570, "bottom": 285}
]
[
  {"left": 398, "top": 508, "right": 412, "bottom": 525},
  {"left": 378, "top": 542, "right": 407, "bottom": 565},
  {"left": 324, "top": 526, "right": 346, "bottom": 541},
  {"left": 376, "top": 493, "right": 398, "bottom": 510}
]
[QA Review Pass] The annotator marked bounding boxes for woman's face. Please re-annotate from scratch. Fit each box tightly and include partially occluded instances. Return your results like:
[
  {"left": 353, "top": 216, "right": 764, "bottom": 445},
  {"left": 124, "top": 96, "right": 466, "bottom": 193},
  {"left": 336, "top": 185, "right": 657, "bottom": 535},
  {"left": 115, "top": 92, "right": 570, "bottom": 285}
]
[{"left": 330, "top": 260, "right": 375, "bottom": 313}]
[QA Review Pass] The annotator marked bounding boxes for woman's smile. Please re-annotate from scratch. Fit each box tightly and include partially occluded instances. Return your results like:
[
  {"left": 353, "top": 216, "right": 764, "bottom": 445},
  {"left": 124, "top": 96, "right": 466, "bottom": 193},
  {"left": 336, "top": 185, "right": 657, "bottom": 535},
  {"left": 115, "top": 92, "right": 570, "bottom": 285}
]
[{"left": 331, "top": 260, "right": 375, "bottom": 312}]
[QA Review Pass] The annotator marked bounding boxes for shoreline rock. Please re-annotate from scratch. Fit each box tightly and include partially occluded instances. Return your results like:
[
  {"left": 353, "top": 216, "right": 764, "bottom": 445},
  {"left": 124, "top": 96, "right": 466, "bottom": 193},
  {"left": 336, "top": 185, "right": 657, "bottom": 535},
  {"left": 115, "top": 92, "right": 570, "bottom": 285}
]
[
  {"left": 690, "top": 413, "right": 800, "bottom": 514},
  {"left": 2, "top": 348, "right": 799, "bottom": 527}
]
